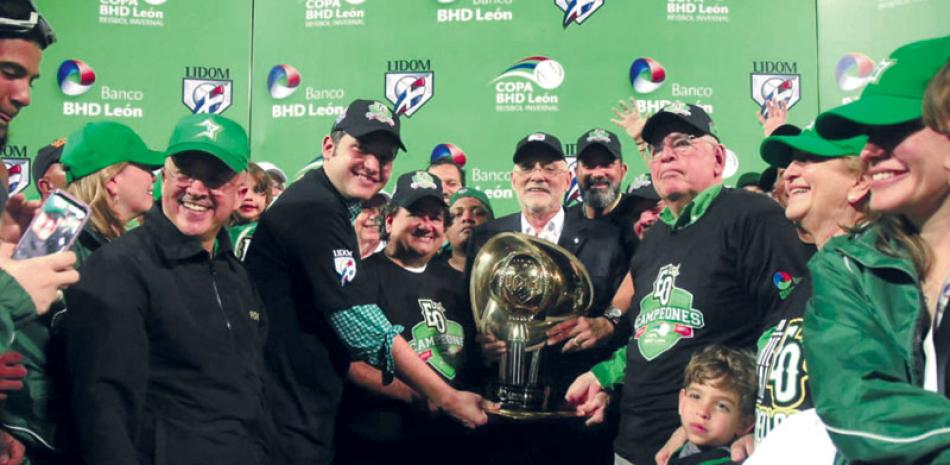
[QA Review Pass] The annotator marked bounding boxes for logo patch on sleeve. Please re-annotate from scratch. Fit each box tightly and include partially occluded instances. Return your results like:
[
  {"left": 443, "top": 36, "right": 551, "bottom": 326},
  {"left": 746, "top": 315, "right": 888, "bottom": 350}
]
[
  {"left": 772, "top": 271, "right": 802, "bottom": 300},
  {"left": 333, "top": 249, "right": 357, "bottom": 286}
]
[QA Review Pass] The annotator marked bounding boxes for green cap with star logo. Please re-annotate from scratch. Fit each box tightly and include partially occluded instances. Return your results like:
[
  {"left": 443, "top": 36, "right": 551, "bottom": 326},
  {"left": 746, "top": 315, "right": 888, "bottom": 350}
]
[
  {"left": 816, "top": 34, "right": 950, "bottom": 139},
  {"left": 61, "top": 121, "right": 164, "bottom": 184},
  {"left": 165, "top": 114, "right": 249, "bottom": 173}
]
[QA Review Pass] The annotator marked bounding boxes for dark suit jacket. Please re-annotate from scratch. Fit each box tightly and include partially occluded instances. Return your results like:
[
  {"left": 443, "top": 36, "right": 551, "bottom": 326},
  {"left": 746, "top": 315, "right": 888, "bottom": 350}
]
[{"left": 465, "top": 210, "right": 628, "bottom": 402}]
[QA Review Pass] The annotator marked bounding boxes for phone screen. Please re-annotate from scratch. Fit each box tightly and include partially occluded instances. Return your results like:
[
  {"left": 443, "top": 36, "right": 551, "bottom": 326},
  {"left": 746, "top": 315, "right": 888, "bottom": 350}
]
[{"left": 12, "top": 190, "right": 91, "bottom": 260}]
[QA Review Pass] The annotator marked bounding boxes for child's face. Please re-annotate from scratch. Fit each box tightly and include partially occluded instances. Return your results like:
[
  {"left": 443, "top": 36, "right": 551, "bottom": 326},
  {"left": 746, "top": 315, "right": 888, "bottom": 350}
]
[
  {"left": 678, "top": 379, "right": 749, "bottom": 447},
  {"left": 235, "top": 177, "right": 268, "bottom": 222}
]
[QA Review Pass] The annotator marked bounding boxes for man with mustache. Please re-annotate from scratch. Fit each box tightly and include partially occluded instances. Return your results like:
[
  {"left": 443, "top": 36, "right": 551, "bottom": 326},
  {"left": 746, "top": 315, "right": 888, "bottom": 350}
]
[
  {"left": 565, "top": 102, "right": 811, "bottom": 465},
  {"left": 465, "top": 132, "right": 627, "bottom": 465},
  {"left": 245, "top": 100, "right": 488, "bottom": 465},
  {"left": 64, "top": 114, "right": 270, "bottom": 465},
  {"left": 335, "top": 170, "right": 481, "bottom": 465}
]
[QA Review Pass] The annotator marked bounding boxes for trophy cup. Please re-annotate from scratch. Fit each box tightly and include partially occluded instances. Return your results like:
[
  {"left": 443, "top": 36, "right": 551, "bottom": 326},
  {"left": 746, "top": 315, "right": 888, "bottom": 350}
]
[{"left": 470, "top": 232, "right": 593, "bottom": 419}]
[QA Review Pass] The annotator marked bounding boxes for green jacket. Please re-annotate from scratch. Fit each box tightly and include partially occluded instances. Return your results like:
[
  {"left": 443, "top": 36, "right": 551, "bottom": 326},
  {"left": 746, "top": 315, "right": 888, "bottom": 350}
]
[
  {"left": 0, "top": 270, "right": 35, "bottom": 353},
  {"left": 804, "top": 226, "right": 950, "bottom": 464}
]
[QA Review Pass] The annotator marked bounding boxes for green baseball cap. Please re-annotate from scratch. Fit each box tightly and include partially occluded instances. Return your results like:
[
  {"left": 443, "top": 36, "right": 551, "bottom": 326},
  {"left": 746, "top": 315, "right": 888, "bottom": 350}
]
[
  {"left": 61, "top": 121, "right": 164, "bottom": 184},
  {"left": 761, "top": 126, "right": 868, "bottom": 168},
  {"left": 449, "top": 187, "right": 494, "bottom": 217},
  {"left": 165, "top": 114, "right": 249, "bottom": 173},
  {"left": 816, "top": 34, "right": 950, "bottom": 139}
]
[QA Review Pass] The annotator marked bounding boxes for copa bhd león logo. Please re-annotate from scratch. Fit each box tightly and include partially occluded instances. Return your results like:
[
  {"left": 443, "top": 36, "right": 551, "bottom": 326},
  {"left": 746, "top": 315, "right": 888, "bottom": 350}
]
[
  {"left": 384, "top": 59, "right": 434, "bottom": 118},
  {"left": 183, "top": 66, "right": 233, "bottom": 115},
  {"left": 492, "top": 56, "right": 564, "bottom": 113}
]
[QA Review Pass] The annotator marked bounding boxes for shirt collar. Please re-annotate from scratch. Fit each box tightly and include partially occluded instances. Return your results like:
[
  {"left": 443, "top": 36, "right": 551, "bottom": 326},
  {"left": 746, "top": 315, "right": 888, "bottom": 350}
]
[
  {"left": 521, "top": 208, "right": 565, "bottom": 243},
  {"left": 659, "top": 184, "right": 723, "bottom": 231},
  {"left": 144, "top": 205, "right": 233, "bottom": 261}
]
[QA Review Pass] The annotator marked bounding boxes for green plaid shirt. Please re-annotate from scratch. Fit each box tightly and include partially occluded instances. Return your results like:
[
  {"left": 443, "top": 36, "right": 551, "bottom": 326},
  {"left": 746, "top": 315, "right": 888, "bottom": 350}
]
[{"left": 329, "top": 304, "right": 404, "bottom": 383}]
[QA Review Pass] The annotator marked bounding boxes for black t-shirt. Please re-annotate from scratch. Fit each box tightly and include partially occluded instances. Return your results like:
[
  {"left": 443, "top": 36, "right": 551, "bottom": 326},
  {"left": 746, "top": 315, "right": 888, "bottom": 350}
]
[
  {"left": 335, "top": 254, "right": 478, "bottom": 462},
  {"left": 754, "top": 276, "right": 814, "bottom": 444},
  {"left": 566, "top": 194, "right": 640, "bottom": 260},
  {"left": 615, "top": 188, "right": 812, "bottom": 465},
  {"left": 244, "top": 168, "right": 379, "bottom": 465}
]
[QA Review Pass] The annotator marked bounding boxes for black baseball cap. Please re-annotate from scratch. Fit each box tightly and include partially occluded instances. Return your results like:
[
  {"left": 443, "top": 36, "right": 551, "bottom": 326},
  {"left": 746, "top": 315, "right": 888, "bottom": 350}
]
[
  {"left": 32, "top": 136, "right": 66, "bottom": 185},
  {"left": 576, "top": 128, "right": 622, "bottom": 161},
  {"left": 641, "top": 102, "right": 719, "bottom": 144},
  {"left": 332, "top": 99, "right": 406, "bottom": 151},
  {"left": 391, "top": 170, "right": 446, "bottom": 209},
  {"left": 513, "top": 132, "right": 564, "bottom": 162},
  {"left": 736, "top": 171, "right": 761, "bottom": 188},
  {"left": 0, "top": 0, "right": 56, "bottom": 50},
  {"left": 626, "top": 174, "right": 660, "bottom": 202}
]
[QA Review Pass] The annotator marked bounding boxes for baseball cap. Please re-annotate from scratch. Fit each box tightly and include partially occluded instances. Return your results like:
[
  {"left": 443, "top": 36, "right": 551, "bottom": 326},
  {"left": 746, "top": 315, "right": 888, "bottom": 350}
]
[
  {"left": 61, "top": 122, "right": 164, "bottom": 184},
  {"left": 641, "top": 102, "right": 719, "bottom": 144},
  {"left": 736, "top": 172, "right": 761, "bottom": 188},
  {"left": 391, "top": 170, "right": 446, "bottom": 209},
  {"left": 165, "top": 114, "right": 249, "bottom": 173},
  {"left": 32, "top": 136, "right": 66, "bottom": 185},
  {"left": 758, "top": 167, "right": 779, "bottom": 192},
  {"left": 513, "top": 132, "right": 564, "bottom": 162},
  {"left": 626, "top": 173, "right": 660, "bottom": 202},
  {"left": 256, "top": 161, "right": 287, "bottom": 184},
  {"left": 576, "top": 128, "right": 622, "bottom": 161},
  {"left": 449, "top": 187, "right": 494, "bottom": 217},
  {"left": 761, "top": 127, "right": 868, "bottom": 168},
  {"left": 332, "top": 99, "right": 406, "bottom": 151},
  {"left": 816, "top": 35, "right": 950, "bottom": 139},
  {"left": 0, "top": 0, "right": 56, "bottom": 49}
]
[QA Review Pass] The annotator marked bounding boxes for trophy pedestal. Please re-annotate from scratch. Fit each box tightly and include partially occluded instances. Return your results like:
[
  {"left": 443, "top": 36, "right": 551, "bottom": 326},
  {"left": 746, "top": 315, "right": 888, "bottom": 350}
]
[{"left": 488, "top": 382, "right": 579, "bottom": 421}]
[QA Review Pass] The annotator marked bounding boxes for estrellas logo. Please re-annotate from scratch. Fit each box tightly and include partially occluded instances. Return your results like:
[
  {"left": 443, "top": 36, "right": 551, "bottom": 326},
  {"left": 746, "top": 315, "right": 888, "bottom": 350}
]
[
  {"left": 629, "top": 58, "right": 666, "bottom": 94},
  {"left": 555, "top": 0, "right": 604, "bottom": 28},
  {"left": 268, "top": 64, "right": 301, "bottom": 99},
  {"left": 634, "top": 264, "right": 705, "bottom": 360},
  {"left": 57, "top": 60, "right": 96, "bottom": 96}
]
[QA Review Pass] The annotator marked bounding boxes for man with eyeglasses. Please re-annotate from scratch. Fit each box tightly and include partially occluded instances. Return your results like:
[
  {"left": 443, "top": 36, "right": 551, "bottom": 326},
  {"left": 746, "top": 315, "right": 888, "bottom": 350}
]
[
  {"left": 245, "top": 100, "right": 489, "bottom": 465},
  {"left": 465, "top": 132, "right": 627, "bottom": 465},
  {"left": 565, "top": 102, "right": 811, "bottom": 465},
  {"left": 64, "top": 114, "right": 270, "bottom": 465}
]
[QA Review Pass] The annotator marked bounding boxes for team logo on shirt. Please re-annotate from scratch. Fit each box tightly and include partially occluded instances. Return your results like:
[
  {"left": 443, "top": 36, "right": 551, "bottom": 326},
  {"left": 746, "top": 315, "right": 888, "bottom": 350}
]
[
  {"left": 410, "top": 299, "right": 465, "bottom": 380},
  {"left": 755, "top": 317, "right": 808, "bottom": 442},
  {"left": 634, "top": 264, "right": 705, "bottom": 360},
  {"left": 772, "top": 271, "right": 801, "bottom": 300},
  {"left": 333, "top": 249, "right": 357, "bottom": 286}
]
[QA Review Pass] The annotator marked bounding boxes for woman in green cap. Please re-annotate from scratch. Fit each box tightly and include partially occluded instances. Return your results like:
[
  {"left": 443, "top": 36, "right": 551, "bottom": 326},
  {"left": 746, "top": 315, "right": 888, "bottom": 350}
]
[{"left": 0, "top": 120, "right": 164, "bottom": 465}]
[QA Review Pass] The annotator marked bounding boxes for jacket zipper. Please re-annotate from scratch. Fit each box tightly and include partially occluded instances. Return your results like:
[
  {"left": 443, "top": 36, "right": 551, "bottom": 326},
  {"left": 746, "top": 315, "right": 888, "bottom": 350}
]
[{"left": 209, "top": 260, "right": 232, "bottom": 332}]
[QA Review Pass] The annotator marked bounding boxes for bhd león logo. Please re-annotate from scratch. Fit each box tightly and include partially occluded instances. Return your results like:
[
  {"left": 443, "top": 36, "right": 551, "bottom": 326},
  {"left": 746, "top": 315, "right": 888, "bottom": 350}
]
[
  {"left": 268, "top": 64, "right": 301, "bottom": 99},
  {"left": 268, "top": 64, "right": 348, "bottom": 119},
  {"left": 555, "top": 0, "right": 604, "bottom": 28},
  {"left": 385, "top": 59, "right": 434, "bottom": 118},
  {"left": 57, "top": 60, "right": 96, "bottom": 96},
  {"left": 305, "top": 0, "right": 366, "bottom": 28},
  {"left": 183, "top": 66, "right": 233, "bottom": 115},
  {"left": 751, "top": 60, "right": 801, "bottom": 117},
  {"left": 98, "top": 0, "right": 165, "bottom": 27},
  {"left": 629, "top": 57, "right": 666, "bottom": 94},
  {"left": 626, "top": 56, "right": 715, "bottom": 117},
  {"left": 492, "top": 56, "right": 564, "bottom": 113},
  {"left": 436, "top": 0, "right": 514, "bottom": 23}
]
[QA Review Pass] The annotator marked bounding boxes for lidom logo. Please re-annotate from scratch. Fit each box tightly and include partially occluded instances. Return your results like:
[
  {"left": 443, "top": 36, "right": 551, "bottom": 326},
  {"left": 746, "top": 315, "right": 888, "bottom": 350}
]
[
  {"left": 629, "top": 57, "right": 666, "bottom": 94},
  {"left": 2, "top": 157, "right": 30, "bottom": 196},
  {"left": 268, "top": 64, "right": 301, "bottom": 100},
  {"left": 835, "top": 52, "right": 877, "bottom": 92},
  {"left": 751, "top": 60, "right": 801, "bottom": 117},
  {"left": 182, "top": 66, "right": 233, "bottom": 115},
  {"left": 385, "top": 59, "right": 434, "bottom": 118},
  {"left": 57, "top": 60, "right": 96, "bottom": 96},
  {"left": 555, "top": 0, "right": 604, "bottom": 28}
]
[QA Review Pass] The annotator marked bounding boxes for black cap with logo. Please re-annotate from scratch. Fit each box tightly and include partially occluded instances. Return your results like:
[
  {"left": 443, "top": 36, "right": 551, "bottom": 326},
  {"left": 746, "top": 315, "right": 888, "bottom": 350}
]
[
  {"left": 641, "top": 101, "right": 719, "bottom": 144},
  {"left": 626, "top": 173, "right": 660, "bottom": 202},
  {"left": 513, "top": 132, "right": 564, "bottom": 162},
  {"left": 391, "top": 170, "right": 446, "bottom": 209},
  {"left": 32, "top": 137, "right": 66, "bottom": 186},
  {"left": 332, "top": 99, "right": 406, "bottom": 151},
  {"left": 576, "top": 128, "right": 622, "bottom": 160}
]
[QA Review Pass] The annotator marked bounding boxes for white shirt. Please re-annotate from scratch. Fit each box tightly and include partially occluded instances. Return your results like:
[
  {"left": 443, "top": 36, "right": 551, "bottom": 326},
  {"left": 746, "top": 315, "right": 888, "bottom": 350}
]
[{"left": 521, "top": 208, "right": 565, "bottom": 244}]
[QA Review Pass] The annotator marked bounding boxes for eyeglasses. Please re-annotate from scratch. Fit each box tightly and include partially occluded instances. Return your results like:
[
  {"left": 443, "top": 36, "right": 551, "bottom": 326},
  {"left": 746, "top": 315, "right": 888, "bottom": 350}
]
[
  {"left": 166, "top": 166, "right": 238, "bottom": 196},
  {"left": 866, "top": 118, "right": 924, "bottom": 151},
  {"left": 0, "top": 1, "right": 56, "bottom": 49},
  {"left": 514, "top": 162, "right": 565, "bottom": 177},
  {"left": 649, "top": 134, "right": 713, "bottom": 159}
]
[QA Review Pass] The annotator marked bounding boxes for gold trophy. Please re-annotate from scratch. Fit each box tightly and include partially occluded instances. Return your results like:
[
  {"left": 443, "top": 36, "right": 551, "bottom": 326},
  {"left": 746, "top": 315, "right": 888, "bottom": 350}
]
[{"left": 470, "top": 232, "right": 593, "bottom": 419}]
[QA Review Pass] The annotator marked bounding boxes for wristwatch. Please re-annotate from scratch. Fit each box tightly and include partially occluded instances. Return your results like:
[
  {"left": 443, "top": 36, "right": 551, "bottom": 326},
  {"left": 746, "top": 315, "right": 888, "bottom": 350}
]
[{"left": 603, "top": 306, "right": 623, "bottom": 327}]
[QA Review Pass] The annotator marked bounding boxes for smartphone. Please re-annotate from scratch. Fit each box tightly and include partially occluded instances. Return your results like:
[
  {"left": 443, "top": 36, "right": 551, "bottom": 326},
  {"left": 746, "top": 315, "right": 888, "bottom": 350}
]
[{"left": 12, "top": 190, "right": 91, "bottom": 260}]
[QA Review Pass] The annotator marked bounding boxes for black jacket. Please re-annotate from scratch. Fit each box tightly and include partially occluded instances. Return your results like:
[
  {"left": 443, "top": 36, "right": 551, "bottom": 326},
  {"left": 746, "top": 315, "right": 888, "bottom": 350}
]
[{"left": 63, "top": 206, "right": 268, "bottom": 465}]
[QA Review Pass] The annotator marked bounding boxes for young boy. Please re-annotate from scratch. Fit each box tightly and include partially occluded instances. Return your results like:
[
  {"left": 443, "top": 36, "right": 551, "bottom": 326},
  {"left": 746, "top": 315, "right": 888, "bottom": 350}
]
[
  {"left": 229, "top": 162, "right": 272, "bottom": 260},
  {"left": 671, "top": 345, "right": 756, "bottom": 465}
]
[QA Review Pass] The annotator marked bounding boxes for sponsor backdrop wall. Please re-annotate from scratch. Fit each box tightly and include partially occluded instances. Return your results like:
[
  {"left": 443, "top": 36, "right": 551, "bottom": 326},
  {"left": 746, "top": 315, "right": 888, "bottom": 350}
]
[{"left": 5, "top": 0, "right": 948, "bottom": 216}]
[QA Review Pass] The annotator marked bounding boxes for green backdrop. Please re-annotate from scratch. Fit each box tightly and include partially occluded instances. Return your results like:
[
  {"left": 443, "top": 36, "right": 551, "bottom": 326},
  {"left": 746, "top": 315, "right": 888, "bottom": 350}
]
[{"left": 4, "top": 0, "right": 947, "bottom": 216}]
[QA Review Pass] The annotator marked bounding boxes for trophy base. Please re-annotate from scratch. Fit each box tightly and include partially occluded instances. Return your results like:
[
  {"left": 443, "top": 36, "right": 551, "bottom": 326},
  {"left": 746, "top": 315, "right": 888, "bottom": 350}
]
[{"left": 488, "top": 383, "right": 578, "bottom": 421}]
